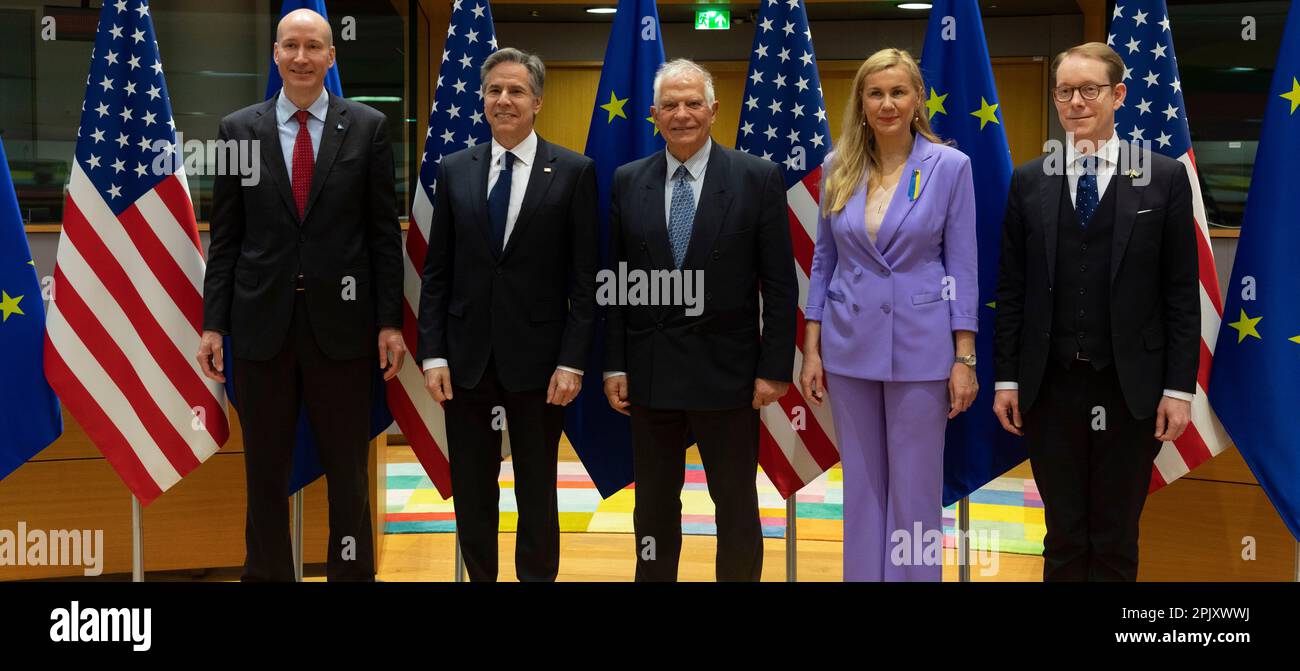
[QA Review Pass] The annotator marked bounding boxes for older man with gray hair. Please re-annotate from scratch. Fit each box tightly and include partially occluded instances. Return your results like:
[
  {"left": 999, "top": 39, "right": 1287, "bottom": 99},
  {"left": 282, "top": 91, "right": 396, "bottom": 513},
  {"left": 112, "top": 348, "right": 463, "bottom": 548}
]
[
  {"left": 417, "top": 47, "right": 598, "bottom": 582},
  {"left": 603, "top": 59, "right": 798, "bottom": 581}
]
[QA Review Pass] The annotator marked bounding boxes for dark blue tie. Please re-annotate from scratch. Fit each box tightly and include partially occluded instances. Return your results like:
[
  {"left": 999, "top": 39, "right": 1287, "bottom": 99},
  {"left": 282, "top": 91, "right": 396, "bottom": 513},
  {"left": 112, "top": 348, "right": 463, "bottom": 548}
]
[
  {"left": 1075, "top": 156, "right": 1098, "bottom": 227},
  {"left": 488, "top": 151, "right": 515, "bottom": 253}
]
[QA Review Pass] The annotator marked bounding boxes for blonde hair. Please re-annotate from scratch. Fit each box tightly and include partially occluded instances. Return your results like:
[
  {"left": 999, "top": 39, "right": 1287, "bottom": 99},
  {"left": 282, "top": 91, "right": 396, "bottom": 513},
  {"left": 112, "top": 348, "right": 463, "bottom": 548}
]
[{"left": 822, "top": 48, "right": 944, "bottom": 216}]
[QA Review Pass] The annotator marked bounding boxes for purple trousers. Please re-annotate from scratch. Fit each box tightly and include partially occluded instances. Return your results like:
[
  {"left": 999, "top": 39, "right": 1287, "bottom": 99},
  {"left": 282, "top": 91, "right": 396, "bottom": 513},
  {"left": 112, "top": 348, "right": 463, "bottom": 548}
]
[{"left": 826, "top": 373, "right": 948, "bottom": 582}]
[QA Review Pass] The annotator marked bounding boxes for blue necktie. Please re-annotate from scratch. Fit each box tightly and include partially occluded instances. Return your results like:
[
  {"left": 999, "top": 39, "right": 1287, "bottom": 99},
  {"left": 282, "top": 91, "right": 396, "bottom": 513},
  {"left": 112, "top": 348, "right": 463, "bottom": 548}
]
[
  {"left": 668, "top": 165, "right": 695, "bottom": 269},
  {"left": 488, "top": 151, "right": 515, "bottom": 253},
  {"left": 1075, "top": 156, "right": 1098, "bottom": 227}
]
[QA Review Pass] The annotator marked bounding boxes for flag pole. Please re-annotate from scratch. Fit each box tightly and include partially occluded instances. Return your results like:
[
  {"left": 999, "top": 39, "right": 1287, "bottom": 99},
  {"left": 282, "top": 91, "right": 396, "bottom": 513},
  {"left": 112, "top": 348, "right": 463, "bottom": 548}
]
[
  {"left": 1293, "top": 539, "right": 1299, "bottom": 583},
  {"left": 957, "top": 495, "right": 971, "bottom": 582},
  {"left": 131, "top": 496, "right": 144, "bottom": 582},
  {"left": 786, "top": 496, "right": 797, "bottom": 582},
  {"left": 292, "top": 491, "right": 304, "bottom": 582},
  {"left": 454, "top": 530, "right": 465, "bottom": 582}
]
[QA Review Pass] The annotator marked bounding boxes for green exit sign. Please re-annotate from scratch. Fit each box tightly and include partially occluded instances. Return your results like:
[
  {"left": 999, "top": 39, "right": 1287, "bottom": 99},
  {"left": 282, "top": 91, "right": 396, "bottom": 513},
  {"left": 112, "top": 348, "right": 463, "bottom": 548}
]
[{"left": 695, "top": 9, "right": 730, "bottom": 30}]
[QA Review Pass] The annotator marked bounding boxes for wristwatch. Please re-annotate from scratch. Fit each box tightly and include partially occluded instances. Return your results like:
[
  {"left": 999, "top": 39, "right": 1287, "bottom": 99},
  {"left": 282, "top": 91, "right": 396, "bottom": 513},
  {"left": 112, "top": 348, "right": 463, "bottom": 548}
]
[{"left": 954, "top": 354, "right": 977, "bottom": 368}]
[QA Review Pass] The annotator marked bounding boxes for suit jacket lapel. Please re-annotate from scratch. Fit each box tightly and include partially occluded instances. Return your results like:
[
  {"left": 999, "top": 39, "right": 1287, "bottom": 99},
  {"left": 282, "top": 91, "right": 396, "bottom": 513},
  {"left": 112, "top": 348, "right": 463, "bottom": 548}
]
[
  {"left": 501, "top": 138, "right": 556, "bottom": 261},
  {"left": 640, "top": 151, "right": 674, "bottom": 269},
  {"left": 1111, "top": 167, "right": 1139, "bottom": 284},
  {"left": 682, "top": 144, "right": 732, "bottom": 270},
  {"left": 873, "top": 136, "right": 936, "bottom": 253},
  {"left": 1040, "top": 169, "right": 1064, "bottom": 288},
  {"left": 469, "top": 142, "right": 495, "bottom": 257},
  {"left": 253, "top": 99, "right": 296, "bottom": 221},
  {"left": 301, "top": 93, "right": 348, "bottom": 223}
]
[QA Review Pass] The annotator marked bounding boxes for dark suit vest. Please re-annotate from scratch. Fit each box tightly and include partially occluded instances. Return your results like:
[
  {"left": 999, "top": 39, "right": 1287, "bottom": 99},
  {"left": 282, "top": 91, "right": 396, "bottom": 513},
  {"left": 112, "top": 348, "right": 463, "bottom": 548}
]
[{"left": 1051, "top": 175, "right": 1117, "bottom": 371}]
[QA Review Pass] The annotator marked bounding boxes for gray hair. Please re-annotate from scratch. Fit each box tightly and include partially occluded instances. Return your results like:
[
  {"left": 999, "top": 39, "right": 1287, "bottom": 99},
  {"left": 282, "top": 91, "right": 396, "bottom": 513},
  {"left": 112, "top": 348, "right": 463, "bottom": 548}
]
[
  {"left": 480, "top": 47, "right": 545, "bottom": 97},
  {"left": 652, "top": 59, "right": 715, "bottom": 108}
]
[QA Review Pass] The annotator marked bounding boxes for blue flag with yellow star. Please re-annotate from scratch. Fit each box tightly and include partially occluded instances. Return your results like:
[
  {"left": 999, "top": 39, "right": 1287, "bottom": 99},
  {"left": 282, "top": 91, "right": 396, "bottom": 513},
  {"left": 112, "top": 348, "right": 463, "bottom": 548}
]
[
  {"left": 564, "top": 0, "right": 665, "bottom": 498},
  {"left": 0, "top": 137, "right": 62, "bottom": 481},
  {"left": 920, "top": 0, "right": 1022, "bottom": 506},
  {"left": 1208, "top": 0, "right": 1300, "bottom": 540}
]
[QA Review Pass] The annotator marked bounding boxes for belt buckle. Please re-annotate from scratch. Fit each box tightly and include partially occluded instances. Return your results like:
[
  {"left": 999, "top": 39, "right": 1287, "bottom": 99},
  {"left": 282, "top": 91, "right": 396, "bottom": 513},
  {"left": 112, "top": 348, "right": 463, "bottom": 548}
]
[
  {"left": 1074, "top": 351, "right": 1090, "bottom": 362},
  {"left": 295, "top": 275, "right": 305, "bottom": 293}
]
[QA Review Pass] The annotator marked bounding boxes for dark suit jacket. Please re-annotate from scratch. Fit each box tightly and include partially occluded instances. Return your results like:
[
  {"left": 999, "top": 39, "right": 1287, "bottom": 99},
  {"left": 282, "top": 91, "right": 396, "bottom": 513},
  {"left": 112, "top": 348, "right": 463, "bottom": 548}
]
[
  {"left": 605, "top": 143, "right": 798, "bottom": 411},
  {"left": 416, "top": 136, "right": 598, "bottom": 392},
  {"left": 203, "top": 93, "right": 402, "bottom": 362},
  {"left": 993, "top": 144, "right": 1200, "bottom": 419}
]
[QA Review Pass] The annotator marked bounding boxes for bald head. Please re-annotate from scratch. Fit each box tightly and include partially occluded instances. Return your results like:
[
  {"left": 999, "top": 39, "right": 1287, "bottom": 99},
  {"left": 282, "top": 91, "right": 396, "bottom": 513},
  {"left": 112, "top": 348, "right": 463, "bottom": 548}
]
[
  {"left": 276, "top": 8, "right": 332, "bottom": 46},
  {"left": 273, "top": 8, "right": 336, "bottom": 106}
]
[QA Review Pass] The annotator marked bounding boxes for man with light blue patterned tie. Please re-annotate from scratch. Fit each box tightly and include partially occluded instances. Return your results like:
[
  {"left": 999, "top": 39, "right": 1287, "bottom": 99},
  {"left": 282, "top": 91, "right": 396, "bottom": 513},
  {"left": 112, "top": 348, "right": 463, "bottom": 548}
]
[{"left": 603, "top": 59, "right": 798, "bottom": 581}]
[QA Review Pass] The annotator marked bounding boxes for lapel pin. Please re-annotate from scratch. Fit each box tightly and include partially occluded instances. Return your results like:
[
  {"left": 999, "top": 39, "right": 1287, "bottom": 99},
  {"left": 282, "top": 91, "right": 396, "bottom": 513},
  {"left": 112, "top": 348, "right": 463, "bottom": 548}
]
[
  {"left": 336, "top": 122, "right": 345, "bottom": 132},
  {"left": 543, "top": 167, "right": 553, "bottom": 173},
  {"left": 1125, "top": 168, "right": 1141, "bottom": 179},
  {"left": 907, "top": 169, "right": 922, "bottom": 202}
]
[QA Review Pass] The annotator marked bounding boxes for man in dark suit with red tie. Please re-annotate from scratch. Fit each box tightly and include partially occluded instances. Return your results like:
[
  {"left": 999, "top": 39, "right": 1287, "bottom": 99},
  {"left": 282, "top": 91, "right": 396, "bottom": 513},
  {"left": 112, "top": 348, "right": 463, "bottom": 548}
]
[{"left": 197, "top": 8, "right": 406, "bottom": 581}]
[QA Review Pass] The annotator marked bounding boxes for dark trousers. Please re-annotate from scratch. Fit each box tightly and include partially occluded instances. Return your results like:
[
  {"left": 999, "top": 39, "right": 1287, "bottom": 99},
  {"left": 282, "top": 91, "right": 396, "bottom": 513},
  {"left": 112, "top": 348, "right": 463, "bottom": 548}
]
[
  {"left": 630, "top": 405, "right": 763, "bottom": 582},
  {"left": 233, "top": 294, "right": 374, "bottom": 582},
  {"left": 444, "top": 359, "right": 564, "bottom": 582},
  {"left": 1024, "top": 360, "right": 1161, "bottom": 582}
]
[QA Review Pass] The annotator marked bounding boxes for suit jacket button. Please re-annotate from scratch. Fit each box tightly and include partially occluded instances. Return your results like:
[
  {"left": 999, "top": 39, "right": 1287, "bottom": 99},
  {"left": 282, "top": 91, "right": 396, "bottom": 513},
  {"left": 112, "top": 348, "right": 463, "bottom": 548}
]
[
  {"left": 495, "top": 268, "right": 503, "bottom": 276},
  {"left": 299, "top": 234, "right": 307, "bottom": 243},
  {"left": 640, "top": 241, "right": 648, "bottom": 249},
  {"left": 657, "top": 322, "right": 664, "bottom": 329},
  {"left": 854, "top": 267, "right": 862, "bottom": 277},
  {"left": 852, "top": 303, "right": 860, "bottom": 313},
  {"left": 882, "top": 268, "right": 891, "bottom": 277},
  {"left": 881, "top": 304, "right": 892, "bottom": 314},
  {"left": 705, "top": 292, "right": 712, "bottom": 301},
  {"left": 712, "top": 250, "right": 720, "bottom": 260}
]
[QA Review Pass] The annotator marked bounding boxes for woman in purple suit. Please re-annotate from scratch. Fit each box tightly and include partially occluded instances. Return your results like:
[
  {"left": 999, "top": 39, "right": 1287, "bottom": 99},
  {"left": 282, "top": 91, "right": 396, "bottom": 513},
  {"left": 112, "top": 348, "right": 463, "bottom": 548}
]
[{"left": 801, "top": 49, "right": 979, "bottom": 582}]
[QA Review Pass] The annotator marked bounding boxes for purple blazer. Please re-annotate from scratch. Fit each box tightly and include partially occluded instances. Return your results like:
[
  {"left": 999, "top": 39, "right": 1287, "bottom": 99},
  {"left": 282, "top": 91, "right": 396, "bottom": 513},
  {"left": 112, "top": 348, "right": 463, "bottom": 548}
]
[{"left": 805, "top": 135, "right": 979, "bottom": 382}]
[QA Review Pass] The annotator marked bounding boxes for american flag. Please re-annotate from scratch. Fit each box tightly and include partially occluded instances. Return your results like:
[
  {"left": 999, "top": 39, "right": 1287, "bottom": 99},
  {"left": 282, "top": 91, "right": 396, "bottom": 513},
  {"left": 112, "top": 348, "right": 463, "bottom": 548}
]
[
  {"left": 736, "top": 0, "right": 840, "bottom": 499},
  {"left": 43, "top": 0, "right": 229, "bottom": 505},
  {"left": 389, "top": 0, "right": 499, "bottom": 498},
  {"left": 1110, "top": 1, "right": 1231, "bottom": 490}
]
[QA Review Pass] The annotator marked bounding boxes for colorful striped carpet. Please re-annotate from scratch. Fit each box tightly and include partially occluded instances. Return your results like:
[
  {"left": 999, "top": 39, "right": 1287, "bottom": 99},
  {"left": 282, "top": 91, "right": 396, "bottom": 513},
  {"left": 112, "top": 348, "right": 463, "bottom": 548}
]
[{"left": 386, "top": 459, "right": 1046, "bottom": 555}]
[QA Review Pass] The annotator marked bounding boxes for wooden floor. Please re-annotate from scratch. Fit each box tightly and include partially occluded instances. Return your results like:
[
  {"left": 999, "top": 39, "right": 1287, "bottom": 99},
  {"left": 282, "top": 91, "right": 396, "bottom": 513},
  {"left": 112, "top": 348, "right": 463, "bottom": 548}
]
[
  {"left": 367, "top": 442, "right": 1043, "bottom": 582},
  {"left": 104, "top": 442, "right": 1045, "bottom": 582}
]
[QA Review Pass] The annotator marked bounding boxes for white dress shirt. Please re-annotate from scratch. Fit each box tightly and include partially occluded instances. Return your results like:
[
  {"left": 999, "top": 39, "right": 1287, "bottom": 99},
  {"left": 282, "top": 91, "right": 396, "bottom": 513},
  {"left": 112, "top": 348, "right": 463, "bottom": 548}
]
[
  {"left": 421, "top": 131, "right": 581, "bottom": 377},
  {"left": 275, "top": 88, "right": 329, "bottom": 181},
  {"left": 603, "top": 140, "right": 714, "bottom": 381},
  {"left": 995, "top": 134, "right": 1192, "bottom": 403}
]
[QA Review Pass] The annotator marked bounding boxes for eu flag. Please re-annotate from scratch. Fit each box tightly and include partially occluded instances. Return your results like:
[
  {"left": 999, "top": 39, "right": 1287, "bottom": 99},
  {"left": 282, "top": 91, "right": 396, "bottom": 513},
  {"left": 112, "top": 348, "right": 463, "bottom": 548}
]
[
  {"left": 0, "top": 137, "right": 62, "bottom": 481},
  {"left": 564, "top": 0, "right": 665, "bottom": 498},
  {"left": 221, "top": 0, "right": 393, "bottom": 494},
  {"left": 1208, "top": 0, "right": 1300, "bottom": 539},
  {"left": 919, "top": 0, "right": 1023, "bottom": 506}
]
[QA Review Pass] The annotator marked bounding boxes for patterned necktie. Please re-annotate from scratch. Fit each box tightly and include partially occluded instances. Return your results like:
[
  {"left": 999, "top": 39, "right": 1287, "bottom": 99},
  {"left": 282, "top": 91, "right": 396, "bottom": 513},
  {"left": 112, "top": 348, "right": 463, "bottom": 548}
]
[
  {"left": 1075, "top": 155, "right": 1099, "bottom": 228},
  {"left": 668, "top": 164, "right": 695, "bottom": 269},
  {"left": 292, "top": 110, "right": 314, "bottom": 219},
  {"left": 488, "top": 151, "right": 515, "bottom": 254}
]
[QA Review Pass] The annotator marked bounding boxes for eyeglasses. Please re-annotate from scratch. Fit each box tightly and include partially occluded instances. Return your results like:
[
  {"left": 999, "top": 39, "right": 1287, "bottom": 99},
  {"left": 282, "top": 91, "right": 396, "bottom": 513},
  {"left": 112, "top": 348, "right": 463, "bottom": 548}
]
[{"left": 1052, "top": 84, "right": 1112, "bottom": 102}]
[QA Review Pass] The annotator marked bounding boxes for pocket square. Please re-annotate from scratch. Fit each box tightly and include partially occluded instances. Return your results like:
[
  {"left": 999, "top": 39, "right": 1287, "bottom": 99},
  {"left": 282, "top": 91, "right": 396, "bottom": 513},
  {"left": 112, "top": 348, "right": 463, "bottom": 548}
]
[{"left": 1137, "top": 208, "right": 1156, "bottom": 214}]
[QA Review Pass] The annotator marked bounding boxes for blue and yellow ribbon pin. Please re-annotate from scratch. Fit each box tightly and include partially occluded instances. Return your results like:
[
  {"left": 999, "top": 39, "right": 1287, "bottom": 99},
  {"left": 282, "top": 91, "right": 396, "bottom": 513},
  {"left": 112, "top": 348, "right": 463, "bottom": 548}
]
[{"left": 907, "top": 169, "right": 922, "bottom": 201}]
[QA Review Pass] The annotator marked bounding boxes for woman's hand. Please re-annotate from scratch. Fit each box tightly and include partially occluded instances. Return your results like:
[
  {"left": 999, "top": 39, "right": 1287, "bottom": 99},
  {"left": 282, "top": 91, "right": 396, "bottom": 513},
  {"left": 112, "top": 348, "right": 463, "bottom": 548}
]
[
  {"left": 948, "top": 362, "right": 978, "bottom": 419},
  {"left": 800, "top": 354, "right": 827, "bottom": 407}
]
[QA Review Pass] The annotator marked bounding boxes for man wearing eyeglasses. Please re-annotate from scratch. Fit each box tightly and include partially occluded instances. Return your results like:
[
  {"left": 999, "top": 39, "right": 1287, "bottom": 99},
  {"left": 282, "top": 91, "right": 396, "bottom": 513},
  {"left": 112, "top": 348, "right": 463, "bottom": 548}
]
[{"left": 992, "top": 42, "right": 1199, "bottom": 581}]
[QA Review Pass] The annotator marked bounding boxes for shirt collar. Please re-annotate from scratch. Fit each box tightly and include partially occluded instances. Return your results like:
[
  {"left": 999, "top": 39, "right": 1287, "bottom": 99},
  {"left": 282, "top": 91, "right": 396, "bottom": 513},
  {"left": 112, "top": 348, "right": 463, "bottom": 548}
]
[
  {"left": 491, "top": 130, "right": 538, "bottom": 168},
  {"left": 276, "top": 88, "right": 330, "bottom": 125},
  {"left": 666, "top": 138, "right": 712, "bottom": 181},
  {"left": 1067, "top": 134, "right": 1120, "bottom": 169}
]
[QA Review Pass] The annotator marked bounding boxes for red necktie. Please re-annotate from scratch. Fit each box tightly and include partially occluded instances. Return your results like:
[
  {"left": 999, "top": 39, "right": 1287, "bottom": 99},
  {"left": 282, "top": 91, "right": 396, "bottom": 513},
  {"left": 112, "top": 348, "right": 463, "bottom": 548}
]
[{"left": 292, "top": 109, "right": 314, "bottom": 219}]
